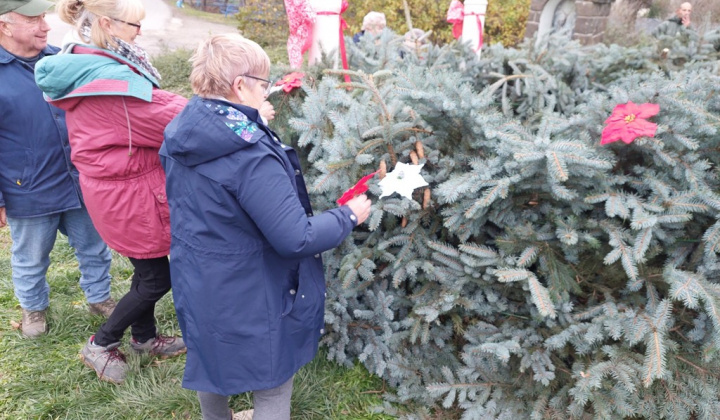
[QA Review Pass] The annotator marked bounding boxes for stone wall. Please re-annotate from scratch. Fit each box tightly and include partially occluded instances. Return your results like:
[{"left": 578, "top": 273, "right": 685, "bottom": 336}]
[{"left": 525, "top": 0, "right": 615, "bottom": 45}]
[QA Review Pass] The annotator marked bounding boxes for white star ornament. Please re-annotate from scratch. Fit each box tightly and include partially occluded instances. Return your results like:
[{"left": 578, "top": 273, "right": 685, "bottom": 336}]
[{"left": 378, "top": 162, "right": 429, "bottom": 200}]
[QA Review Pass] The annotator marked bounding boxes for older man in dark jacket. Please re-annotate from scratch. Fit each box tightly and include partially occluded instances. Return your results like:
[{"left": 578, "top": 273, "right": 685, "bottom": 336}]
[{"left": 0, "top": 0, "right": 114, "bottom": 338}]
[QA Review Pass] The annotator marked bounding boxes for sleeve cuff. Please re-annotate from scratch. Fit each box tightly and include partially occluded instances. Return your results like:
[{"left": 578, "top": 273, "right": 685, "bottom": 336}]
[{"left": 339, "top": 205, "right": 358, "bottom": 227}]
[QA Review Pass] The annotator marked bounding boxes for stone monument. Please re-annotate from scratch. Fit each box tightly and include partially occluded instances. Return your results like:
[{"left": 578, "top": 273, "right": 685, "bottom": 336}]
[{"left": 525, "top": 0, "right": 615, "bottom": 45}]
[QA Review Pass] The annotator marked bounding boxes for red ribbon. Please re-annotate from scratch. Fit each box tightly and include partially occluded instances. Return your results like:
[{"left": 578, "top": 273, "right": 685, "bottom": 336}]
[
  {"left": 316, "top": 0, "right": 351, "bottom": 85},
  {"left": 465, "top": 12, "right": 484, "bottom": 52}
]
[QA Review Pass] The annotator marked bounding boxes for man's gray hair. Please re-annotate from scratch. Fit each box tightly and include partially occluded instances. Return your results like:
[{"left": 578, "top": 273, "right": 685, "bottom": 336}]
[{"left": 0, "top": 13, "right": 14, "bottom": 23}]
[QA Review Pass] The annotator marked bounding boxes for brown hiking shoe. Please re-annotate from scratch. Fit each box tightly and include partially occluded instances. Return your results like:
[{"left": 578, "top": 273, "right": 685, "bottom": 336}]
[
  {"left": 88, "top": 297, "right": 117, "bottom": 317},
  {"left": 80, "top": 335, "right": 127, "bottom": 384},
  {"left": 130, "top": 334, "right": 186, "bottom": 358},
  {"left": 21, "top": 308, "right": 47, "bottom": 338}
]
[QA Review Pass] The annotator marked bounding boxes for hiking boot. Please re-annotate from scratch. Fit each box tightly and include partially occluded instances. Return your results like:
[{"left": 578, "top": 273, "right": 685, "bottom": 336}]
[
  {"left": 130, "top": 334, "right": 186, "bottom": 358},
  {"left": 88, "top": 297, "right": 117, "bottom": 317},
  {"left": 21, "top": 308, "right": 47, "bottom": 338},
  {"left": 232, "top": 410, "right": 254, "bottom": 420},
  {"left": 80, "top": 335, "right": 127, "bottom": 384}
]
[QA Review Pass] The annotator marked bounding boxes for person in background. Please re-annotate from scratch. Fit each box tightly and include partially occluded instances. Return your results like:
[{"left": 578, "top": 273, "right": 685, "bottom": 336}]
[
  {"left": 352, "top": 10, "right": 386, "bottom": 43},
  {"left": 401, "top": 28, "right": 429, "bottom": 59},
  {"left": 34, "top": 0, "right": 187, "bottom": 384},
  {"left": 652, "top": 1, "right": 694, "bottom": 38},
  {"left": 160, "top": 34, "right": 372, "bottom": 420},
  {"left": 0, "top": 0, "right": 115, "bottom": 338}
]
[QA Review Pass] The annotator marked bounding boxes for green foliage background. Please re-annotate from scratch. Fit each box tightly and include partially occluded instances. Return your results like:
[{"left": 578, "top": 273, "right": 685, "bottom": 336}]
[
  {"left": 343, "top": 0, "right": 531, "bottom": 46},
  {"left": 235, "top": 0, "right": 531, "bottom": 50}
]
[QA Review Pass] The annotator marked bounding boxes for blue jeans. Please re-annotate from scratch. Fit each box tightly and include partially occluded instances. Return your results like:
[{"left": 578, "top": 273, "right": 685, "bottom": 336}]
[{"left": 8, "top": 206, "right": 112, "bottom": 311}]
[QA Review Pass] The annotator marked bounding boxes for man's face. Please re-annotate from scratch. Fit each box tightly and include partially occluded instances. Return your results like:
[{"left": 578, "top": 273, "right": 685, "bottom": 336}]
[
  {"left": 0, "top": 12, "right": 50, "bottom": 57},
  {"left": 678, "top": 3, "right": 692, "bottom": 20},
  {"left": 366, "top": 23, "right": 385, "bottom": 36}
]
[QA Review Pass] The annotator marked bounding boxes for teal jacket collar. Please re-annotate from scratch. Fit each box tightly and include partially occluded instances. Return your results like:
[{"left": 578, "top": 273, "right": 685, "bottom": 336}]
[{"left": 35, "top": 44, "right": 159, "bottom": 103}]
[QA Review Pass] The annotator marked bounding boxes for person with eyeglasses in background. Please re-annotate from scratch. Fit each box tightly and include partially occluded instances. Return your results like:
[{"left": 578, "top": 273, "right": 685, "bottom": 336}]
[
  {"left": 159, "top": 34, "right": 371, "bottom": 420},
  {"left": 0, "top": 0, "right": 117, "bottom": 339},
  {"left": 33, "top": 0, "right": 191, "bottom": 384}
]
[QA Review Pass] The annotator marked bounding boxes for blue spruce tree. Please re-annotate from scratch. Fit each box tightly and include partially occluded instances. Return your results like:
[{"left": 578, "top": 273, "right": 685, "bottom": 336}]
[{"left": 268, "top": 30, "right": 720, "bottom": 419}]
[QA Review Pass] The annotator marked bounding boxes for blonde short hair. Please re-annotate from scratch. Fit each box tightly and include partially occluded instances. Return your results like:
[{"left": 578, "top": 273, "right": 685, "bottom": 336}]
[
  {"left": 190, "top": 34, "right": 270, "bottom": 98},
  {"left": 56, "top": 0, "right": 145, "bottom": 49},
  {"left": 361, "top": 11, "right": 386, "bottom": 33}
]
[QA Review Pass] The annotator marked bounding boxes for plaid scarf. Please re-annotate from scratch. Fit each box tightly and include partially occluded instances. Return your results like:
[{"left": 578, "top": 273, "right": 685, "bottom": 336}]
[{"left": 80, "top": 23, "right": 161, "bottom": 81}]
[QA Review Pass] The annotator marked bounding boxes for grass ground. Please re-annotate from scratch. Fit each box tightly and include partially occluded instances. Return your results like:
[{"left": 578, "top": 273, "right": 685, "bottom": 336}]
[{"left": 0, "top": 228, "right": 393, "bottom": 419}]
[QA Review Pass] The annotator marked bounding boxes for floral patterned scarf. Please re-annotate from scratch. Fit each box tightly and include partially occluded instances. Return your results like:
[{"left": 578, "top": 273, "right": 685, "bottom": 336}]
[{"left": 80, "top": 23, "right": 161, "bottom": 81}]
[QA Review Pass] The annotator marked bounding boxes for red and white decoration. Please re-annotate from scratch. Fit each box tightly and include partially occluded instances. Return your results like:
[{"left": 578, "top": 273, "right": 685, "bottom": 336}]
[
  {"left": 285, "top": 0, "right": 350, "bottom": 83},
  {"left": 447, "top": 0, "right": 489, "bottom": 57},
  {"left": 284, "top": 0, "right": 315, "bottom": 69}
]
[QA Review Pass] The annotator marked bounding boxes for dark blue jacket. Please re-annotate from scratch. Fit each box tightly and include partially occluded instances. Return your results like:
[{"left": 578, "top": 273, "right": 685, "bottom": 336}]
[
  {"left": 160, "top": 97, "right": 357, "bottom": 395},
  {"left": 0, "top": 45, "right": 82, "bottom": 217}
]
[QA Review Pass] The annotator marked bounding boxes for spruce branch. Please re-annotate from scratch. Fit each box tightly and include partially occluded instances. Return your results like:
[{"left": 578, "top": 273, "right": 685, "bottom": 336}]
[{"left": 327, "top": 69, "right": 398, "bottom": 166}]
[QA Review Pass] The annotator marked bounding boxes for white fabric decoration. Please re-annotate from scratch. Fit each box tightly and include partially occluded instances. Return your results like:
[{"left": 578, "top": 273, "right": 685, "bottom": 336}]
[{"left": 378, "top": 162, "right": 429, "bottom": 200}]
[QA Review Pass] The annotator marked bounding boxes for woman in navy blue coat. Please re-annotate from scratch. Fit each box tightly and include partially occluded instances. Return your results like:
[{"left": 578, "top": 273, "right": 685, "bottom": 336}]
[{"left": 159, "top": 34, "right": 372, "bottom": 420}]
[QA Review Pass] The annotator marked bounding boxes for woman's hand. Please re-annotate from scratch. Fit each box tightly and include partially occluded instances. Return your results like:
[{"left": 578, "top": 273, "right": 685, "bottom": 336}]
[
  {"left": 259, "top": 101, "right": 276, "bottom": 122},
  {"left": 345, "top": 194, "right": 372, "bottom": 225}
]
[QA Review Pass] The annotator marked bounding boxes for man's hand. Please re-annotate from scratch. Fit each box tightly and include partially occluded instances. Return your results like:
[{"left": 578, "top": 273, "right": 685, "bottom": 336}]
[
  {"left": 260, "top": 101, "right": 276, "bottom": 122},
  {"left": 682, "top": 16, "right": 691, "bottom": 27},
  {"left": 0, "top": 207, "right": 6, "bottom": 228}
]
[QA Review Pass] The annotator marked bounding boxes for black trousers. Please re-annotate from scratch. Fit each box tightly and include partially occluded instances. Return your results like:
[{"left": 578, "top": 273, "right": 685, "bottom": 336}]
[{"left": 94, "top": 256, "right": 171, "bottom": 346}]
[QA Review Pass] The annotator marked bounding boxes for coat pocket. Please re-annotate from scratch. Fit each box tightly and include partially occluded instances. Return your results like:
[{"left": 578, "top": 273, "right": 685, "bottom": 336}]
[
  {"left": 280, "top": 264, "right": 322, "bottom": 323},
  {"left": 6, "top": 149, "right": 34, "bottom": 189},
  {"left": 151, "top": 183, "right": 171, "bottom": 228},
  {"left": 280, "top": 267, "right": 300, "bottom": 318}
]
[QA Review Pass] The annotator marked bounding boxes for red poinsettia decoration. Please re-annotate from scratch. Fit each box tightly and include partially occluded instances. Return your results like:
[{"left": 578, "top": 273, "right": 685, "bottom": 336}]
[
  {"left": 337, "top": 171, "right": 378, "bottom": 205},
  {"left": 276, "top": 72, "right": 304, "bottom": 93},
  {"left": 601, "top": 102, "right": 660, "bottom": 145}
]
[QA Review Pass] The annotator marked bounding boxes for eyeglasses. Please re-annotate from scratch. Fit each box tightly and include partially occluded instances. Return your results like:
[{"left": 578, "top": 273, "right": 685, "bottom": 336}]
[
  {"left": 242, "top": 74, "right": 272, "bottom": 96},
  {"left": 112, "top": 18, "right": 141, "bottom": 30}
]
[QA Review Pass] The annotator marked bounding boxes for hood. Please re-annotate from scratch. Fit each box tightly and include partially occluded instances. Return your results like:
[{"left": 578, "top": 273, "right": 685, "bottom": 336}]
[
  {"left": 162, "top": 96, "right": 269, "bottom": 167},
  {"left": 35, "top": 45, "right": 156, "bottom": 108}
]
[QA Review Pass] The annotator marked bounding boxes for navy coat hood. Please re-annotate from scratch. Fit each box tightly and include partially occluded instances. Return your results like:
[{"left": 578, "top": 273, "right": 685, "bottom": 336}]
[{"left": 162, "top": 97, "right": 267, "bottom": 168}]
